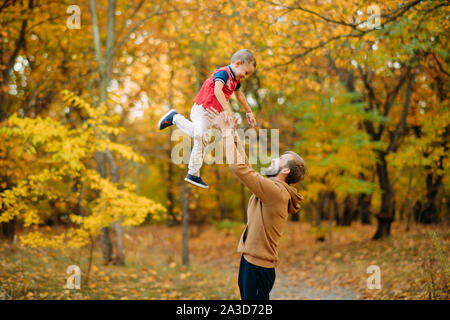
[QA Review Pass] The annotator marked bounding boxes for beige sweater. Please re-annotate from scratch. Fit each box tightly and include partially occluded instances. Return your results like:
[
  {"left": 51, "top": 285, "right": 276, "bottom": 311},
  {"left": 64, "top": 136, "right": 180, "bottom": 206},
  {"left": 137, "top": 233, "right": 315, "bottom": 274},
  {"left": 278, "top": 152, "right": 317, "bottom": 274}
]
[{"left": 223, "top": 130, "right": 304, "bottom": 268}]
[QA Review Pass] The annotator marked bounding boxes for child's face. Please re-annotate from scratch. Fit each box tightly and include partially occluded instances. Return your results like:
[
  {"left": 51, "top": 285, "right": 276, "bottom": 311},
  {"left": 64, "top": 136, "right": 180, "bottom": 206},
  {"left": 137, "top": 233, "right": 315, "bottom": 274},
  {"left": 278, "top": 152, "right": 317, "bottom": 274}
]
[{"left": 233, "top": 60, "right": 255, "bottom": 81}]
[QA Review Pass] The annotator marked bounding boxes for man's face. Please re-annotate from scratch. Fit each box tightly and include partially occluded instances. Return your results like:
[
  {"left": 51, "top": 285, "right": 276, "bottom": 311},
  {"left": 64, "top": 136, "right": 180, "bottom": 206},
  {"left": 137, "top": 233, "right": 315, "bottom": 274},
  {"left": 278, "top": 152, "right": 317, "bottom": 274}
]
[
  {"left": 265, "top": 153, "right": 293, "bottom": 177},
  {"left": 233, "top": 60, "right": 255, "bottom": 81}
]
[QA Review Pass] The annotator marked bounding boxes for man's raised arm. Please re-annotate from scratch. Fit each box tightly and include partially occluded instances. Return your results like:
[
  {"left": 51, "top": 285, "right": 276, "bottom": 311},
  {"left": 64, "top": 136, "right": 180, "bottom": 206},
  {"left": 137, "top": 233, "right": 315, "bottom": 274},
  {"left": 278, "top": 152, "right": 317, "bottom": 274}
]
[{"left": 207, "top": 111, "right": 280, "bottom": 204}]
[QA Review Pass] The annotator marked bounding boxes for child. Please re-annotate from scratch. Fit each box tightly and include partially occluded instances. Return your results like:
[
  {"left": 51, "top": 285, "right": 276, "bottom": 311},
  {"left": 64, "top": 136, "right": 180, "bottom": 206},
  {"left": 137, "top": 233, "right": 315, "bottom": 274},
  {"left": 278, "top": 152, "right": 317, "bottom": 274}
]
[{"left": 157, "top": 49, "right": 257, "bottom": 189}]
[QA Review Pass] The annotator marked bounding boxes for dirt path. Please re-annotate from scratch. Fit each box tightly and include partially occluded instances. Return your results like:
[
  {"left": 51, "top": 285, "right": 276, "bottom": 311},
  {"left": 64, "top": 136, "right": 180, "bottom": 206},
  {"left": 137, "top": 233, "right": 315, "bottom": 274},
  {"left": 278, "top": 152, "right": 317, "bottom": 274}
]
[
  {"left": 194, "top": 255, "right": 359, "bottom": 300},
  {"left": 270, "top": 271, "right": 359, "bottom": 300}
]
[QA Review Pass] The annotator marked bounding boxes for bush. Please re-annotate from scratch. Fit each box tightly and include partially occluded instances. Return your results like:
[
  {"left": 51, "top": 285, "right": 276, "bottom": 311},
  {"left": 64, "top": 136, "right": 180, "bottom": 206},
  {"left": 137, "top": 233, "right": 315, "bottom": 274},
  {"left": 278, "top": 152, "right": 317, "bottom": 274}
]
[
  {"left": 213, "top": 219, "right": 244, "bottom": 237},
  {"left": 420, "top": 231, "right": 449, "bottom": 300}
]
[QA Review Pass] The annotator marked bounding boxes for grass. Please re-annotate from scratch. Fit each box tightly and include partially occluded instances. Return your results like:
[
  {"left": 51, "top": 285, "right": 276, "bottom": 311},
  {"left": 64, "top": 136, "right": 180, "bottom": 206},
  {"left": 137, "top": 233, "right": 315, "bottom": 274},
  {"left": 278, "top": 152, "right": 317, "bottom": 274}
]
[
  {"left": 276, "top": 221, "right": 449, "bottom": 299},
  {"left": 0, "top": 220, "right": 448, "bottom": 300},
  {"left": 0, "top": 228, "right": 240, "bottom": 300}
]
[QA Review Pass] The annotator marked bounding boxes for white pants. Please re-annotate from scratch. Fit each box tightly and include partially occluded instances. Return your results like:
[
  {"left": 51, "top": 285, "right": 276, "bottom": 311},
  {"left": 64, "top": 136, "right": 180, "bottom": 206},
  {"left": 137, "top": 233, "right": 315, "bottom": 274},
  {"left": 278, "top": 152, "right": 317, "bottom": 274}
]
[{"left": 173, "top": 103, "right": 212, "bottom": 176}]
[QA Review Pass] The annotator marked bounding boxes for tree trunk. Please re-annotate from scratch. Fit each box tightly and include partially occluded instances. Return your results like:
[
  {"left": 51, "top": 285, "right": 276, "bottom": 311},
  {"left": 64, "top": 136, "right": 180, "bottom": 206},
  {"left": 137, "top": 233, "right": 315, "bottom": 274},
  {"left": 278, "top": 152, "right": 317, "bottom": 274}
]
[
  {"left": 412, "top": 125, "right": 447, "bottom": 225},
  {"left": 95, "top": 151, "right": 113, "bottom": 264},
  {"left": 328, "top": 192, "right": 338, "bottom": 250},
  {"left": 416, "top": 72, "right": 449, "bottom": 224},
  {"left": 166, "top": 155, "right": 176, "bottom": 224},
  {"left": 372, "top": 152, "right": 395, "bottom": 240},
  {"left": 419, "top": 173, "right": 442, "bottom": 224},
  {"left": 90, "top": 0, "right": 122, "bottom": 264},
  {"left": 181, "top": 184, "right": 190, "bottom": 266},
  {"left": 329, "top": 191, "right": 340, "bottom": 225},
  {"left": 166, "top": 68, "right": 176, "bottom": 224},
  {"left": 413, "top": 201, "right": 423, "bottom": 224},
  {"left": 341, "top": 195, "right": 354, "bottom": 226},
  {"left": 372, "top": 156, "right": 394, "bottom": 240},
  {"left": 401, "top": 168, "right": 413, "bottom": 230},
  {"left": 359, "top": 62, "right": 417, "bottom": 239},
  {"left": 113, "top": 220, "right": 125, "bottom": 265},
  {"left": 419, "top": 134, "right": 446, "bottom": 224},
  {"left": 406, "top": 196, "right": 414, "bottom": 232},
  {"left": 315, "top": 191, "right": 326, "bottom": 227},
  {"left": 373, "top": 216, "right": 393, "bottom": 239},
  {"left": 71, "top": 175, "right": 84, "bottom": 217},
  {"left": 99, "top": 226, "right": 113, "bottom": 265},
  {"left": 1, "top": 216, "right": 16, "bottom": 241},
  {"left": 313, "top": 192, "right": 326, "bottom": 242},
  {"left": 0, "top": 0, "right": 34, "bottom": 122},
  {"left": 357, "top": 193, "right": 372, "bottom": 224},
  {"left": 106, "top": 149, "right": 125, "bottom": 265}
]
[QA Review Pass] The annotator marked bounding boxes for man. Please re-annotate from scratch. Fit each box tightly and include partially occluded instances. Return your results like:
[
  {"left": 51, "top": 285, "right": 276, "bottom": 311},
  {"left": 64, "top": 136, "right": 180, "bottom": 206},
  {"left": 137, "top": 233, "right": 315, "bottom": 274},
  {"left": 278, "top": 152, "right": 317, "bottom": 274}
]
[{"left": 206, "top": 109, "right": 307, "bottom": 300}]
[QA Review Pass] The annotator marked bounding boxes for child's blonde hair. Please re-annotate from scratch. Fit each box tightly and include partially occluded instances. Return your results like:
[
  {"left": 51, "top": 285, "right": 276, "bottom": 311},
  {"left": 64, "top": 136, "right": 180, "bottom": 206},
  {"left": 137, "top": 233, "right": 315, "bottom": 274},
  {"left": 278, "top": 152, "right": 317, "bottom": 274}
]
[{"left": 231, "top": 49, "right": 256, "bottom": 68}]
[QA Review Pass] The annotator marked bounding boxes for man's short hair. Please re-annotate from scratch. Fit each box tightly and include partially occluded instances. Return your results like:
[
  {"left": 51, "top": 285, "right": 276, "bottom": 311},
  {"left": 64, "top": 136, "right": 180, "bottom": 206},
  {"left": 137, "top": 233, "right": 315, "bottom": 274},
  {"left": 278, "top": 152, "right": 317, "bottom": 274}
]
[
  {"left": 231, "top": 49, "right": 256, "bottom": 68},
  {"left": 284, "top": 151, "right": 307, "bottom": 184}
]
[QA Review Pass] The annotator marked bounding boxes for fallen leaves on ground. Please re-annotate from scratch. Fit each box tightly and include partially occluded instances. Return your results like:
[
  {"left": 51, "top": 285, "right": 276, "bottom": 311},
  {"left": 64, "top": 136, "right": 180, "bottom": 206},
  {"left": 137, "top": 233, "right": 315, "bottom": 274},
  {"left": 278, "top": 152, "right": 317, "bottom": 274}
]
[{"left": 0, "top": 221, "right": 448, "bottom": 300}]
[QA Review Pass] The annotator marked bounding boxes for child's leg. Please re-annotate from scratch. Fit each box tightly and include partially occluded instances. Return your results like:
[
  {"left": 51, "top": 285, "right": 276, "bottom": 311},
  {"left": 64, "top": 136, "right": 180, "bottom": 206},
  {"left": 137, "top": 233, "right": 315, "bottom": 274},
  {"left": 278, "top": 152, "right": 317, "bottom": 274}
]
[
  {"left": 187, "top": 104, "right": 211, "bottom": 176},
  {"left": 172, "top": 108, "right": 195, "bottom": 137}
]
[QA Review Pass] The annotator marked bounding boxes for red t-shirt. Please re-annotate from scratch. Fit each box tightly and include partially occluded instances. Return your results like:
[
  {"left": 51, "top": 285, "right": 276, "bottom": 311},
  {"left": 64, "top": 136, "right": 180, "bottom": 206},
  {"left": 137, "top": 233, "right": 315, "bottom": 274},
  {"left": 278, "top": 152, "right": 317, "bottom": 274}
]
[{"left": 194, "top": 65, "right": 240, "bottom": 113}]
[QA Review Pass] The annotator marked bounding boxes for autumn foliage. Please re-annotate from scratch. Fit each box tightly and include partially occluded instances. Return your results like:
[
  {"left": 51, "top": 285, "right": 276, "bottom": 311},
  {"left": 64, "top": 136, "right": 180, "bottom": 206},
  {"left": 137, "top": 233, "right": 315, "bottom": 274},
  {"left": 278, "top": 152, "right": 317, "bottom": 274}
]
[{"left": 0, "top": 0, "right": 448, "bottom": 300}]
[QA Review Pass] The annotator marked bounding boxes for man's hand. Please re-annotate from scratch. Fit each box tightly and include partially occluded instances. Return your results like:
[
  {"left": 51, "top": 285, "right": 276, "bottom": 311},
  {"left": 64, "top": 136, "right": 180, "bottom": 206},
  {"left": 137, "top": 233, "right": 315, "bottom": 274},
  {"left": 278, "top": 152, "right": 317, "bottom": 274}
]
[
  {"left": 205, "top": 108, "right": 237, "bottom": 132},
  {"left": 227, "top": 112, "right": 237, "bottom": 130},
  {"left": 246, "top": 112, "right": 257, "bottom": 128}
]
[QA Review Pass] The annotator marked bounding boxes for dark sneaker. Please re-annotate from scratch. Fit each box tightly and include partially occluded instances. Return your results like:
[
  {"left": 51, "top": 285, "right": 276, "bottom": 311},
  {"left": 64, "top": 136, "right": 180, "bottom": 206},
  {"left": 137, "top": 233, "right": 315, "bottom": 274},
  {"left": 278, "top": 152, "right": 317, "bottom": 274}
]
[
  {"left": 184, "top": 174, "right": 209, "bottom": 189},
  {"left": 158, "top": 109, "right": 178, "bottom": 130}
]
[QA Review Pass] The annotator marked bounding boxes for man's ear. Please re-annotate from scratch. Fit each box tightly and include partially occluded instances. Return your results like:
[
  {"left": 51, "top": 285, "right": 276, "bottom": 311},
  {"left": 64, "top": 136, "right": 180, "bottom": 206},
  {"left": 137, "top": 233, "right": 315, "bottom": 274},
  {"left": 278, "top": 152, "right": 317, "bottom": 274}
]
[{"left": 280, "top": 167, "right": 290, "bottom": 175}]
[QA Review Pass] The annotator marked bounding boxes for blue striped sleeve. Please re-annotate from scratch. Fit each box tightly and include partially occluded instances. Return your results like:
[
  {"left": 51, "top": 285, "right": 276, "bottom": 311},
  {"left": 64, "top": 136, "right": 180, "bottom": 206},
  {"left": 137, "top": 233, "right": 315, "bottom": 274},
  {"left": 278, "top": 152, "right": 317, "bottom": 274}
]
[{"left": 214, "top": 70, "right": 229, "bottom": 84}]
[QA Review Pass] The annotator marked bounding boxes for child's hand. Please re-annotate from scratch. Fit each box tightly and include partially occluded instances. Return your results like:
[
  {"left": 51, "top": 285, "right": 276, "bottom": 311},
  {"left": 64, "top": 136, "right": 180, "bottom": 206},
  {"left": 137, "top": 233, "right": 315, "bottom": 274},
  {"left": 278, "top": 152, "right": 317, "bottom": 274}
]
[{"left": 246, "top": 112, "right": 257, "bottom": 128}]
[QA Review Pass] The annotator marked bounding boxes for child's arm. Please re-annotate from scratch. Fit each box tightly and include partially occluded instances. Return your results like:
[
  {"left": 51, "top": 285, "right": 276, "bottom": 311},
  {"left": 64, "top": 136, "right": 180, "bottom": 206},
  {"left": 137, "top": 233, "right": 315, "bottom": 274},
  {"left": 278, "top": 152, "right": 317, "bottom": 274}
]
[
  {"left": 234, "top": 90, "right": 257, "bottom": 128},
  {"left": 214, "top": 81, "right": 234, "bottom": 118}
]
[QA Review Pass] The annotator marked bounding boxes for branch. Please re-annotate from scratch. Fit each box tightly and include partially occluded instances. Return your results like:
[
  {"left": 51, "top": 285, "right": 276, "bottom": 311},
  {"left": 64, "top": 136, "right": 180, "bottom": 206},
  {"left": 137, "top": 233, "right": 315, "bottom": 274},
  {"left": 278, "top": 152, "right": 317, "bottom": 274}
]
[
  {"left": 358, "top": 67, "right": 381, "bottom": 111},
  {"left": 269, "top": 32, "right": 368, "bottom": 70},
  {"left": 115, "top": 0, "right": 145, "bottom": 41},
  {"left": 105, "top": 0, "right": 117, "bottom": 84},
  {"left": 383, "top": 65, "right": 412, "bottom": 117},
  {"left": 431, "top": 52, "right": 449, "bottom": 77},
  {"left": 106, "top": 6, "right": 202, "bottom": 65},
  {"left": 88, "top": 0, "right": 105, "bottom": 76},
  {"left": 105, "top": 149, "right": 119, "bottom": 183},
  {"left": 266, "top": 0, "right": 425, "bottom": 69},
  {"left": 264, "top": 0, "right": 423, "bottom": 31},
  {"left": 263, "top": 0, "right": 357, "bottom": 28},
  {"left": 386, "top": 68, "right": 417, "bottom": 154},
  {"left": 26, "top": 14, "right": 66, "bottom": 32},
  {"left": 379, "top": 0, "right": 423, "bottom": 27},
  {"left": 375, "top": 64, "right": 412, "bottom": 139},
  {"left": 1, "top": 0, "right": 34, "bottom": 87},
  {"left": 0, "top": 0, "right": 13, "bottom": 14},
  {"left": 106, "top": 7, "right": 164, "bottom": 64}
]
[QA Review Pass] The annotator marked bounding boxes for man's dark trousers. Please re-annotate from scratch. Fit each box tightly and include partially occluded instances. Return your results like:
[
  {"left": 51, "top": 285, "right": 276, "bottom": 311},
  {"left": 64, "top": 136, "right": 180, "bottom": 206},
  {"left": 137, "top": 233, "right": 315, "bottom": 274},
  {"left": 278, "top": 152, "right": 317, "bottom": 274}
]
[{"left": 238, "top": 254, "right": 276, "bottom": 300}]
